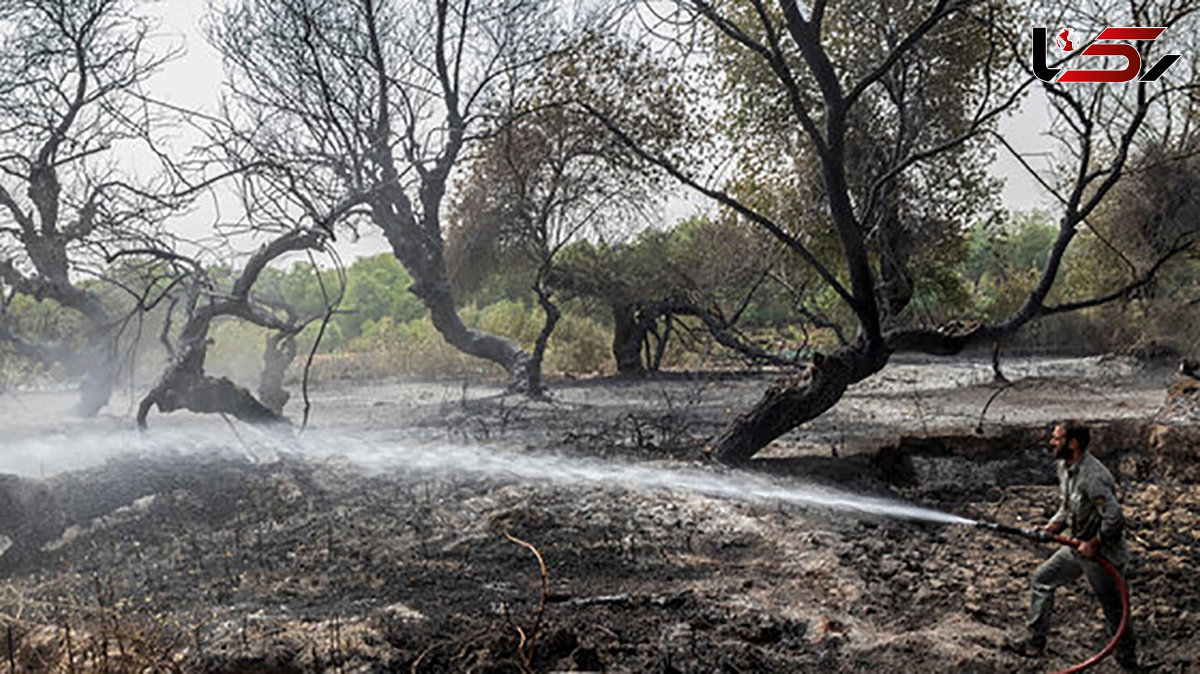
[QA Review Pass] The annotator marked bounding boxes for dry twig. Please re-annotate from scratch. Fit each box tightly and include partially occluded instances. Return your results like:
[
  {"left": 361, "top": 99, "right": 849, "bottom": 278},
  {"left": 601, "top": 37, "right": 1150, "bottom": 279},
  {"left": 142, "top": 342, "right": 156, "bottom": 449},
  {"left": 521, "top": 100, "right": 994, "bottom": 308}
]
[{"left": 502, "top": 530, "right": 549, "bottom": 672}]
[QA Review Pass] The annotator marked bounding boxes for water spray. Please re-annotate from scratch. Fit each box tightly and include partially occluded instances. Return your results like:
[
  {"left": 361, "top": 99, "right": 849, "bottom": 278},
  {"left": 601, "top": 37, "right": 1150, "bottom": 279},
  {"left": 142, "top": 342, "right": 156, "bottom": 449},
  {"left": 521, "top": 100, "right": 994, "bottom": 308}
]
[
  {"left": 2, "top": 427, "right": 1130, "bottom": 673},
  {"left": 969, "top": 518, "right": 1130, "bottom": 674}
]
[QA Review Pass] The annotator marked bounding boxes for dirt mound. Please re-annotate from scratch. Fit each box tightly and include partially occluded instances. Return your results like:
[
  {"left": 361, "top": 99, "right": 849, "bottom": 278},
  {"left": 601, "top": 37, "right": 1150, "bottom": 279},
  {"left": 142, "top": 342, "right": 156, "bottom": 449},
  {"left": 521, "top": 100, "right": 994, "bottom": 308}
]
[{"left": 1165, "top": 373, "right": 1200, "bottom": 419}]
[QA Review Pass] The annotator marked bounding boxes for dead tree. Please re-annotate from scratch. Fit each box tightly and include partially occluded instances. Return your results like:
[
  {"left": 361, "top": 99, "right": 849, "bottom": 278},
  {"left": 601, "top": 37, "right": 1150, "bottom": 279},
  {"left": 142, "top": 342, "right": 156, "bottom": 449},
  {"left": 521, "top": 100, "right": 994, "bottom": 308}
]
[
  {"left": 0, "top": 0, "right": 183, "bottom": 415},
  {"left": 134, "top": 229, "right": 328, "bottom": 429},
  {"left": 600, "top": 0, "right": 1199, "bottom": 463},
  {"left": 208, "top": 0, "right": 570, "bottom": 392}
]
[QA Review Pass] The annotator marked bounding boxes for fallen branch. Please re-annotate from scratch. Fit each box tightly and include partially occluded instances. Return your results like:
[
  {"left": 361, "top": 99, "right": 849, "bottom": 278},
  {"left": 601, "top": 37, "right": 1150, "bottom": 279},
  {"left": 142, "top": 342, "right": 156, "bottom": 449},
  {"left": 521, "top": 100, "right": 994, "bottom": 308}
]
[{"left": 502, "top": 530, "right": 548, "bottom": 673}]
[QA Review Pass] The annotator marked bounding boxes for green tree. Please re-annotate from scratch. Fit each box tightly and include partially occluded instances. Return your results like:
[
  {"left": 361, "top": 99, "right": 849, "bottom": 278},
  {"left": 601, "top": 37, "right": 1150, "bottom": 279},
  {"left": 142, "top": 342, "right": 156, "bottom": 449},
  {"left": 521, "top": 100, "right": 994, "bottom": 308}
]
[
  {"left": 339, "top": 255, "right": 426, "bottom": 341},
  {"left": 963, "top": 212, "right": 1057, "bottom": 321}
]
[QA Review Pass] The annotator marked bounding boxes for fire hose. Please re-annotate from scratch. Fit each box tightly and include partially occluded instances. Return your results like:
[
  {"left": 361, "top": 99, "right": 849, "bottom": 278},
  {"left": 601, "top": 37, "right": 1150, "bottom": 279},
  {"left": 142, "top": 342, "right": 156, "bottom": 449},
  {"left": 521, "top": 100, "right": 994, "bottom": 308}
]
[{"left": 975, "top": 521, "right": 1130, "bottom": 674}]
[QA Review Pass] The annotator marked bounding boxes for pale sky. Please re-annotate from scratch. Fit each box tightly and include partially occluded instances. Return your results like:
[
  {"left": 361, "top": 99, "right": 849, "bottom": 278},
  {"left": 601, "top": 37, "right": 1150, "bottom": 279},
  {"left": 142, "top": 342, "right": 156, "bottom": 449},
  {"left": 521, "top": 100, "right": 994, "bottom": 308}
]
[
  {"left": 142, "top": 0, "right": 391, "bottom": 262},
  {"left": 141, "top": 0, "right": 1059, "bottom": 264}
]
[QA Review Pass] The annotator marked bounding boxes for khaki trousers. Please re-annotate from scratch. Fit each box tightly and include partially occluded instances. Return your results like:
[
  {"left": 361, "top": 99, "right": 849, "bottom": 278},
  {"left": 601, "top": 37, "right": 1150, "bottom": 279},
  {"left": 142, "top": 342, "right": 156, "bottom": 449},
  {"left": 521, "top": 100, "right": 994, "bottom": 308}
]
[{"left": 1026, "top": 546, "right": 1136, "bottom": 659}]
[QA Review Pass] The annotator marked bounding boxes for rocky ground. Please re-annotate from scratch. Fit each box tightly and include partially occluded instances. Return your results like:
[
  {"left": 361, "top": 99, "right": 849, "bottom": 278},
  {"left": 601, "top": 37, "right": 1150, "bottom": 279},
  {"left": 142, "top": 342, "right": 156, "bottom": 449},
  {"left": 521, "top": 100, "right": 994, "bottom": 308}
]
[{"left": 0, "top": 355, "right": 1196, "bottom": 672}]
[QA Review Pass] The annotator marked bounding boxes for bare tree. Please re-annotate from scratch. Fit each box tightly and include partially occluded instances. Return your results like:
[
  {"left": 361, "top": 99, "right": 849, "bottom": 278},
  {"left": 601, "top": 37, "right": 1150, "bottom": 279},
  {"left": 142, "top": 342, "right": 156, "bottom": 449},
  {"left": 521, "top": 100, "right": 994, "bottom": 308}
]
[
  {"left": 0, "top": 0, "right": 182, "bottom": 414},
  {"left": 594, "top": 0, "right": 1199, "bottom": 463},
  {"left": 130, "top": 228, "right": 330, "bottom": 428},
  {"left": 207, "top": 0, "right": 570, "bottom": 392}
]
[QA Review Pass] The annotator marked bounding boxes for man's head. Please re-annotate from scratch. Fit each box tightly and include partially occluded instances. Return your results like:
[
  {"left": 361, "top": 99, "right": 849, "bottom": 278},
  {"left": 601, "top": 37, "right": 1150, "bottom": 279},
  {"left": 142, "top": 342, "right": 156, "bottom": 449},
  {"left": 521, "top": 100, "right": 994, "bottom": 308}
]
[{"left": 1050, "top": 420, "right": 1089, "bottom": 462}]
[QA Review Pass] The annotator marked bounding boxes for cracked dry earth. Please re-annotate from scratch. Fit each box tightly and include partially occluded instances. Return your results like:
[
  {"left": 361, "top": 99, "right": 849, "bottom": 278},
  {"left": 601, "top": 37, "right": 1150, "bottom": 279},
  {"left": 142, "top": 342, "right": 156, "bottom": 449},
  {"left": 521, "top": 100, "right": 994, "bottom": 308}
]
[{"left": 0, "top": 357, "right": 1196, "bottom": 672}]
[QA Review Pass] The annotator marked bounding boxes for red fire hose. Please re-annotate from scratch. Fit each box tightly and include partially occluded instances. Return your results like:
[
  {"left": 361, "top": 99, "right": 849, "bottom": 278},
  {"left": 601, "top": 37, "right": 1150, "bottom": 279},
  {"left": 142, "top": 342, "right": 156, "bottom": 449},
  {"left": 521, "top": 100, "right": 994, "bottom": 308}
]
[{"left": 975, "top": 522, "right": 1130, "bottom": 673}]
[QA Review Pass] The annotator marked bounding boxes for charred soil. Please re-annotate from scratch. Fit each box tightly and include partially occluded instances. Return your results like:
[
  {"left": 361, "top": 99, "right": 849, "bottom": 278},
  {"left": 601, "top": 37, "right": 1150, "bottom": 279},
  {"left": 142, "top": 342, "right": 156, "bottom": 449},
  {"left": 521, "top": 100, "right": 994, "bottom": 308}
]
[{"left": 0, "top": 356, "right": 1196, "bottom": 672}]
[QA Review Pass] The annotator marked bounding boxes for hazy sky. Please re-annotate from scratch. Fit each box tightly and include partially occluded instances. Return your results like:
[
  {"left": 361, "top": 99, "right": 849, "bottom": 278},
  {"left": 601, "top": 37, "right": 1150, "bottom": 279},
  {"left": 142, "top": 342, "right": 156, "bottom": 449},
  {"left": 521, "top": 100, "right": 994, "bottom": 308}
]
[
  {"left": 142, "top": 0, "right": 1060, "bottom": 263},
  {"left": 139, "top": 1, "right": 390, "bottom": 262}
]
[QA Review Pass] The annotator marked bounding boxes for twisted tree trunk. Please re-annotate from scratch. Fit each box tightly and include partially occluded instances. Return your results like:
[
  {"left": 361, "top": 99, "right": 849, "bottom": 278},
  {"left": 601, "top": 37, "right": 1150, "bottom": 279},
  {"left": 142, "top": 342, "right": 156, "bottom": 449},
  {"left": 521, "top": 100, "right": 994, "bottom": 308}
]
[
  {"left": 138, "top": 304, "right": 286, "bottom": 429},
  {"left": 708, "top": 347, "right": 887, "bottom": 464},
  {"left": 709, "top": 322, "right": 1000, "bottom": 464},
  {"left": 137, "top": 230, "right": 323, "bottom": 429},
  {"left": 373, "top": 187, "right": 532, "bottom": 391},
  {"left": 415, "top": 276, "right": 532, "bottom": 389},
  {"left": 138, "top": 368, "right": 281, "bottom": 429}
]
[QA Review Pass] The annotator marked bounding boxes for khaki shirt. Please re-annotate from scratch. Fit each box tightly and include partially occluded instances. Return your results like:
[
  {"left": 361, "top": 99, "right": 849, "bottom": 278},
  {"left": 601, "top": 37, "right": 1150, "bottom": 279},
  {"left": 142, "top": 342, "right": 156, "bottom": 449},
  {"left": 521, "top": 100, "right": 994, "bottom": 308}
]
[{"left": 1049, "top": 451, "right": 1128, "bottom": 565}]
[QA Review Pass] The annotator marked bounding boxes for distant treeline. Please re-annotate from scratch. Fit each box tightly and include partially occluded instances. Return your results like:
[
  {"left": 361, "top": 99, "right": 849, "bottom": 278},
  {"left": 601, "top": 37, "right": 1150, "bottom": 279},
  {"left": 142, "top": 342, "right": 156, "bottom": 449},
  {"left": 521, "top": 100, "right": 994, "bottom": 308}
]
[{"left": 3, "top": 210, "right": 1195, "bottom": 394}]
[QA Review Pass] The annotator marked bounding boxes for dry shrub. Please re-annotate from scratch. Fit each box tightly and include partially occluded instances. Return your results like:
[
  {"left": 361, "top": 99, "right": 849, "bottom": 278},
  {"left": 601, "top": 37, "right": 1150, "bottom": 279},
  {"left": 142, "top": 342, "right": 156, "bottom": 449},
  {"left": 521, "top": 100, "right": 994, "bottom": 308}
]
[{"left": 0, "top": 579, "right": 187, "bottom": 672}]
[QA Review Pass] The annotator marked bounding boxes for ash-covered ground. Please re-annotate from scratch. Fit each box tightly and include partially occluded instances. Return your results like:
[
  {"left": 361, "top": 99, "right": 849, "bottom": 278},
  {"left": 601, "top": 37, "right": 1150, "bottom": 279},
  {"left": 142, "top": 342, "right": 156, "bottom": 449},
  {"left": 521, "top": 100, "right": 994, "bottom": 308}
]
[{"left": 0, "top": 355, "right": 1196, "bottom": 672}]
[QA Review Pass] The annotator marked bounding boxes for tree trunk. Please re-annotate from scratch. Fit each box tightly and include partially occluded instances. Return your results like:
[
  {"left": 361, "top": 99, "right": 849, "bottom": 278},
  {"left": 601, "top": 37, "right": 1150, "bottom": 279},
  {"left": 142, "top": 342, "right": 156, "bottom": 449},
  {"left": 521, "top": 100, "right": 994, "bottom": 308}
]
[
  {"left": 138, "top": 319, "right": 286, "bottom": 430},
  {"left": 374, "top": 192, "right": 533, "bottom": 391},
  {"left": 259, "top": 332, "right": 297, "bottom": 415},
  {"left": 74, "top": 341, "right": 118, "bottom": 417},
  {"left": 650, "top": 314, "right": 672, "bottom": 371},
  {"left": 526, "top": 284, "right": 561, "bottom": 395},
  {"left": 710, "top": 323, "right": 1003, "bottom": 464},
  {"left": 137, "top": 229, "right": 323, "bottom": 428},
  {"left": 138, "top": 371, "right": 282, "bottom": 429},
  {"left": 709, "top": 348, "right": 887, "bottom": 465},
  {"left": 612, "top": 301, "right": 645, "bottom": 375},
  {"left": 412, "top": 277, "right": 532, "bottom": 391}
]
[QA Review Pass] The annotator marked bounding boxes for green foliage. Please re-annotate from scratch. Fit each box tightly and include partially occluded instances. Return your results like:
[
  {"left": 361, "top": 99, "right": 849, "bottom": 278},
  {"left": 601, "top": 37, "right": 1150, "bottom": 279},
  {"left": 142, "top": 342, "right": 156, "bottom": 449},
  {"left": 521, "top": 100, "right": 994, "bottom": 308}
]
[
  {"left": 470, "top": 299, "right": 542, "bottom": 345},
  {"left": 3, "top": 295, "right": 85, "bottom": 348},
  {"left": 963, "top": 212, "right": 1057, "bottom": 322},
  {"left": 253, "top": 254, "right": 427, "bottom": 351},
  {"left": 964, "top": 212, "right": 1056, "bottom": 288},
  {"left": 544, "top": 309, "right": 610, "bottom": 374},
  {"left": 347, "top": 316, "right": 488, "bottom": 379},
  {"left": 904, "top": 254, "right": 974, "bottom": 324},
  {"left": 338, "top": 255, "right": 425, "bottom": 339},
  {"left": 702, "top": 0, "right": 1016, "bottom": 345}
]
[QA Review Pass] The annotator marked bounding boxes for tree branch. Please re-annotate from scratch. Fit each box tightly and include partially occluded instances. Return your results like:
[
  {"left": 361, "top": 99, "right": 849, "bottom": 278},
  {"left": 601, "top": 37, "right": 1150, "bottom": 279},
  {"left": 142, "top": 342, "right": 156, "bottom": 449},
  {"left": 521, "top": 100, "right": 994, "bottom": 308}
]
[{"left": 577, "top": 100, "right": 856, "bottom": 310}]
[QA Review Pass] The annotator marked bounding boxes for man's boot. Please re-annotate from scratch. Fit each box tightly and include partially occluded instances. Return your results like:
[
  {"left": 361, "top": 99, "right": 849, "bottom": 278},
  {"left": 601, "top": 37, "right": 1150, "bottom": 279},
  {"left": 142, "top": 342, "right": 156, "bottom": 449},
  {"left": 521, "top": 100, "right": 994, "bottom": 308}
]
[
  {"left": 1115, "top": 639, "right": 1139, "bottom": 671},
  {"left": 1004, "top": 634, "right": 1046, "bottom": 658}
]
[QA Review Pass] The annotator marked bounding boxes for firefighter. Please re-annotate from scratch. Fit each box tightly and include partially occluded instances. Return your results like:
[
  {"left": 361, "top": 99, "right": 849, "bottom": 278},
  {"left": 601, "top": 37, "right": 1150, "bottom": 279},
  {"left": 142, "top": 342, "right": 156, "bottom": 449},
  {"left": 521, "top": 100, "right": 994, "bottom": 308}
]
[{"left": 1008, "top": 421, "right": 1139, "bottom": 670}]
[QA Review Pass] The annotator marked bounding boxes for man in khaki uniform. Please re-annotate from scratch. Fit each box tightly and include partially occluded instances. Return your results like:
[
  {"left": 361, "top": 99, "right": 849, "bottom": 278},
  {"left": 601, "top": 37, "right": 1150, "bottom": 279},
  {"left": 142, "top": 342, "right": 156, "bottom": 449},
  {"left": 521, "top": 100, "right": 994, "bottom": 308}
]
[{"left": 1009, "top": 421, "right": 1138, "bottom": 670}]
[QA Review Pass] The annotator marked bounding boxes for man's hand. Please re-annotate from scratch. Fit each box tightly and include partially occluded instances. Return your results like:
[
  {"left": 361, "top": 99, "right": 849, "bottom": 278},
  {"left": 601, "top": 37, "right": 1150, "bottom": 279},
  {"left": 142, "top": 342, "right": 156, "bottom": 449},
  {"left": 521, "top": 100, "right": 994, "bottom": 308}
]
[
  {"left": 1078, "top": 537, "right": 1099, "bottom": 559},
  {"left": 1035, "top": 522, "right": 1065, "bottom": 534}
]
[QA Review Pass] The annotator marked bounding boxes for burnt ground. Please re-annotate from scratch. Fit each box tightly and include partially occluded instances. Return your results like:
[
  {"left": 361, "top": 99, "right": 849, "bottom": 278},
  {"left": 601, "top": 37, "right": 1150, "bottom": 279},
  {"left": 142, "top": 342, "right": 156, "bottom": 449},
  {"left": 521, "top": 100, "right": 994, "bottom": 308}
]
[{"left": 0, "top": 355, "right": 1197, "bottom": 672}]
